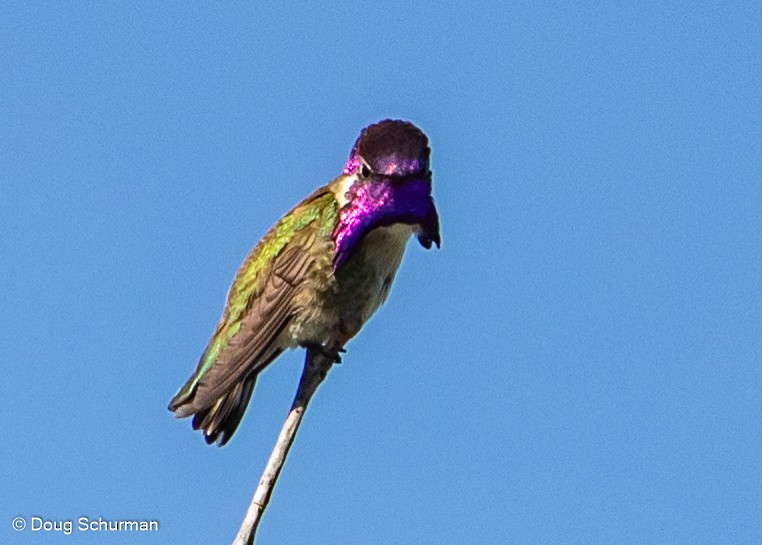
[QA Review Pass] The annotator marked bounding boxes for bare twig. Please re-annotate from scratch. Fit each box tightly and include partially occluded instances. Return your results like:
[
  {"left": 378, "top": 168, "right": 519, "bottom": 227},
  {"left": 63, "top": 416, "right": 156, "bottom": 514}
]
[{"left": 232, "top": 345, "right": 339, "bottom": 545}]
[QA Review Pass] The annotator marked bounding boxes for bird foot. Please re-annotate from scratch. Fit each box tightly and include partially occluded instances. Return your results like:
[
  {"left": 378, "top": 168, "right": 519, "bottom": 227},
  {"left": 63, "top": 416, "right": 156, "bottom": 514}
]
[{"left": 302, "top": 342, "right": 346, "bottom": 364}]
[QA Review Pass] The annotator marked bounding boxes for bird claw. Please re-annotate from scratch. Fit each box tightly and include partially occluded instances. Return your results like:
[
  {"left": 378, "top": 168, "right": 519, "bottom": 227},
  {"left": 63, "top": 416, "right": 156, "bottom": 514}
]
[{"left": 302, "top": 343, "right": 346, "bottom": 364}]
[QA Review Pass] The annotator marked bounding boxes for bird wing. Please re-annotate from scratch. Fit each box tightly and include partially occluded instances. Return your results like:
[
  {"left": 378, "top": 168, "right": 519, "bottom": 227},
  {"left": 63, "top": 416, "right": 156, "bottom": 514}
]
[{"left": 169, "top": 188, "right": 338, "bottom": 416}]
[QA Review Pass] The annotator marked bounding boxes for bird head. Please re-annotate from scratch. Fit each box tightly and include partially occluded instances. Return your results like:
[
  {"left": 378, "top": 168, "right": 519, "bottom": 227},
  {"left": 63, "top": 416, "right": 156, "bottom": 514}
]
[{"left": 333, "top": 119, "right": 441, "bottom": 270}]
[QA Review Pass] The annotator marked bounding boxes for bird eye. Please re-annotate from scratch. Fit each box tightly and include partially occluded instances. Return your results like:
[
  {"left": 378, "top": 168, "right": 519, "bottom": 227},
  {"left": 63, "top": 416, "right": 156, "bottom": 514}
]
[{"left": 360, "top": 164, "right": 372, "bottom": 178}]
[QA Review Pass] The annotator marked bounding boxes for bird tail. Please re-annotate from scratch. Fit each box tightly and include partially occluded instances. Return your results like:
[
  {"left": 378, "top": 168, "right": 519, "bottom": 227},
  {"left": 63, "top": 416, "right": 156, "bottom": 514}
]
[{"left": 168, "top": 375, "right": 257, "bottom": 447}]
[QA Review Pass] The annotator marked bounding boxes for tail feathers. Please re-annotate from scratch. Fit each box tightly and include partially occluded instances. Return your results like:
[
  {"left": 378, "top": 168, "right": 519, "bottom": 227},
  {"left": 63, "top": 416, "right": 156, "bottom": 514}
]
[
  {"left": 170, "top": 376, "right": 257, "bottom": 447},
  {"left": 195, "top": 376, "right": 256, "bottom": 446}
]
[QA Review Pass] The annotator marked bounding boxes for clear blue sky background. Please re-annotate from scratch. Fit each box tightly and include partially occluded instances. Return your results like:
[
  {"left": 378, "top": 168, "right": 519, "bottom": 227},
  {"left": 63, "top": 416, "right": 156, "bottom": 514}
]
[{"left": 1, "top": 2, "right": 760, "bottom": 544}]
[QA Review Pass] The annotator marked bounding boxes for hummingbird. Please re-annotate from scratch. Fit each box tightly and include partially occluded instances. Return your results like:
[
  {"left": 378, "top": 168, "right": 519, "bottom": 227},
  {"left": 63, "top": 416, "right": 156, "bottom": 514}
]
[{"left": 168, "top": 119, "right": 440, "bottom": 446}]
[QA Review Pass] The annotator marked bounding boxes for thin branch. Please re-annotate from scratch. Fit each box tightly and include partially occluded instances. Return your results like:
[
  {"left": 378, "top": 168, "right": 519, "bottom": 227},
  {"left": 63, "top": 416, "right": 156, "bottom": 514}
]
[{"left": 232, "top": 345, "right": 338, "bottom": 545}]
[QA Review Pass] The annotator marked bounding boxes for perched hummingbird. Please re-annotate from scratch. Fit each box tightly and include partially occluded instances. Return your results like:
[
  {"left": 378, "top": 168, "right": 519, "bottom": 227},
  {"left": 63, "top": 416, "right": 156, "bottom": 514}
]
[{"left": 168, "top": 119, "right": 440, "bottom": 445}]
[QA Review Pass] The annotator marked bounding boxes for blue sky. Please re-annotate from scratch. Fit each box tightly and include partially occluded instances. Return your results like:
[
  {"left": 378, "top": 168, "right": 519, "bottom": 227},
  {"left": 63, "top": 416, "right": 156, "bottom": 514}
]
[{"left": 1, "top": 2, "right": 760, "bottom": 544}]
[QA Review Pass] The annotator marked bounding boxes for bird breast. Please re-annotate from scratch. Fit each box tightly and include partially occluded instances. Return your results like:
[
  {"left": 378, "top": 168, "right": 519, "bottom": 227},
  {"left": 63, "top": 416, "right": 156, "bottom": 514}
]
[
  {"left": 288, "top": 223, "right": 412, "bottom": 347},
  {"left": 334, "top": 222, "right": 413, "bottom": 327}
]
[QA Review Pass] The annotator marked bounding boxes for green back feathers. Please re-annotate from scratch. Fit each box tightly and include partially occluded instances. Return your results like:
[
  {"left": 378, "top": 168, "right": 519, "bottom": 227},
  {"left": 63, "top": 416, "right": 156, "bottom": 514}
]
[
  {"left": 226, "top": 189, "right": 338, "bottom": 317},
  {"left": 171, "top": 189, "right": 338, "bottom": 404}
]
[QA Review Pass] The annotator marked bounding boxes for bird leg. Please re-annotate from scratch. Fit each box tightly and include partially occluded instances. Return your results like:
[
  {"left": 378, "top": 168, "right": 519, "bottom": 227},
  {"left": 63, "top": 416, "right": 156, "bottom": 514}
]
[{"left": 299, "top": 341, "right": 346, "bottom": 364}]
